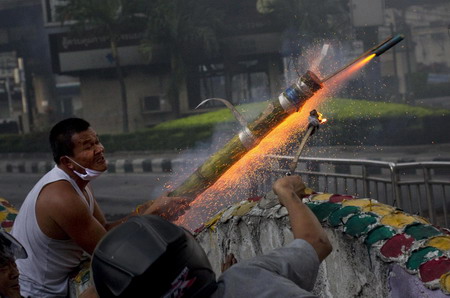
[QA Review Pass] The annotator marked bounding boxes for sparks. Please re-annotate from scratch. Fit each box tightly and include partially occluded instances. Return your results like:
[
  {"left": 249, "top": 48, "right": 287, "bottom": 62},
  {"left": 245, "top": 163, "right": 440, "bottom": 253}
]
[{"left": 175, "top": 54, "right": 377, "bottom": 231}]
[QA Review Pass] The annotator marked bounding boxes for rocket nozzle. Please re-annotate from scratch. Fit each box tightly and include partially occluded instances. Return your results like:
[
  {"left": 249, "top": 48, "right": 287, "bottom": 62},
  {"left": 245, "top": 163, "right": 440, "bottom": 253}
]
[{"left": 371, "top": 34, "right": 404, "bottom": 56}]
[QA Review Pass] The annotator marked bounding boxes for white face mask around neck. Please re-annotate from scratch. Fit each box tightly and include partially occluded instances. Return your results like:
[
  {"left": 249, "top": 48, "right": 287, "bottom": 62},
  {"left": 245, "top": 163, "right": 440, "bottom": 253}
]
[{"left": 65, "top": 156, "right": 105, "bottom": 181}]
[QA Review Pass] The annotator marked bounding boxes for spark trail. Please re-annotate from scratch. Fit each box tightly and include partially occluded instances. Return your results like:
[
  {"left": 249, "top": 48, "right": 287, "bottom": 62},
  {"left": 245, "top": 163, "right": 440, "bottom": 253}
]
[{"left": 176, "top": 54, "right": 376, "bottom": 231}]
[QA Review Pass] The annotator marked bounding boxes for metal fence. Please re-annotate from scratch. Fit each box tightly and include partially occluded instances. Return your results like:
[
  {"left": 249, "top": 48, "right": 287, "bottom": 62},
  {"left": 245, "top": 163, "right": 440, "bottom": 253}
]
[{"left": 263, "top": 155, "right": 450, "bottom": 228}]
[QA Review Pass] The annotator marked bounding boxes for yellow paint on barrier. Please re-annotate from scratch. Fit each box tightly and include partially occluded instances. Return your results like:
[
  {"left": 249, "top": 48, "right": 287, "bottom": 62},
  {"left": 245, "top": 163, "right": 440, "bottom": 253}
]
[
  {"left": 440, "top": 272, "right": 450, "bottom": 295},
  {"left": 203, "top": 211, "right": 225, "bottom": 231},
  {"left": 0, "top": 197, "right": 18, "bottom": 214},
  {"left": 310, "top": 193, "right": 333, "bottom": 201},
  {"left": 380, "top": 212, "right": 416, "bottom": 229},
  {"left": 427, "top": 236, "right": 450, "bottom": 251},
  {"left": 362, "top": 203, "right": 395, "bottom": 216},
  {"left": 304, "top": 188, "right": 314, "bottom": 195},
  {"left": 342, "top": 199, "right": 373, "bottom": 208},
  {"left": 412, "top": 215, "right": 430, "bottom": 225},
  {"left": 233, "top": 201, "right": 257, "bottom": 217}
]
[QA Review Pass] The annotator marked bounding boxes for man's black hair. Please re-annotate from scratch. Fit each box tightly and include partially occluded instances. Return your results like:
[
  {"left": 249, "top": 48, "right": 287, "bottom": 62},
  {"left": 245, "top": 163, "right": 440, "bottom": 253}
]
[{"left": 49, "top": 118, "right": 91, "bottom": 164}]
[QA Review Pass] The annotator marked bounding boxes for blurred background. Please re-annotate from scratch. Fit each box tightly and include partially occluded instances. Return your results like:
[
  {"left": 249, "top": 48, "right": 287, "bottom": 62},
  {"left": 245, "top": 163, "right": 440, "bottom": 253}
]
[{"left": 0, "top": 0, "right": 448, "bottom": 137}]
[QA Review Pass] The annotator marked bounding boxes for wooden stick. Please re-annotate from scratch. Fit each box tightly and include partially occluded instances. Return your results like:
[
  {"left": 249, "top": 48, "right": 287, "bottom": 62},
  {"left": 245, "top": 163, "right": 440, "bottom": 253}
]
[{"left": 288, "top": 125, "right": 315, "bottom": 174}]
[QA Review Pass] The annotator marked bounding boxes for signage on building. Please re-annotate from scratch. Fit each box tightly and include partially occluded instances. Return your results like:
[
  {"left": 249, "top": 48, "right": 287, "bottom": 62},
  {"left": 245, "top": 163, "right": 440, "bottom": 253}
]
[
  {"left": 49, "top": 31, "right": 155, "bottom": 73},
  {"left": 0, "top": 51, "right": 17, "bottom": 79},
  {"left": 56, "top": 31, "right": 144, "bottom": 52}
]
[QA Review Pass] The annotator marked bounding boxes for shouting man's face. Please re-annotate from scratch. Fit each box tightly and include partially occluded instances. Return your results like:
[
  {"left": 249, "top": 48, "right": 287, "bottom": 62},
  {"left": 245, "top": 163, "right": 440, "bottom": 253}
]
[{"left": 68, "top": 127, "right": 107, "bottom": 173}]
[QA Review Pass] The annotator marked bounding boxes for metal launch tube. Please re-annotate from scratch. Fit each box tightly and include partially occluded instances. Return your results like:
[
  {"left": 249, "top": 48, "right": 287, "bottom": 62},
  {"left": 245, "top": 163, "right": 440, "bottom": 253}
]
[
  {"left": 169, "top": 70, "right": 323, "bottom": 198},
  {"left": 372, "top": 34, "right": 404, "bottom": 56}
]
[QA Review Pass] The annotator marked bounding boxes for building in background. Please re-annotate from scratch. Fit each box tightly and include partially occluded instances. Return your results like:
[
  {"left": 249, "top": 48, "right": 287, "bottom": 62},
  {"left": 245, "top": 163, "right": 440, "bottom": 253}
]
[
  {"left": 0, "top": 0, "right": 448, "bottom": 135},
  {"left": 0, "top": 0, "right": 57, "bottom": 133},
  {"left": 381, "top": 0, "right": 450, "bottom": 104},
  {"left": 44, "top": 0, "right": 285, "bottom": 134}
]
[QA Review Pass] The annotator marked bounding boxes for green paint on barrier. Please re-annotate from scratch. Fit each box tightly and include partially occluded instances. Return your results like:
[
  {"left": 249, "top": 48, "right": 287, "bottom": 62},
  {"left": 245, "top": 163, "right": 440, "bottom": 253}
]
[
  {"left": 309, "top": 202, "right": 342, "bottom": 222},
  {"left": 6, "top": 213, "right": 16, "bottom": 221},
  {"left": 364, "top": 225, "right": 397, "bottom": 249},
  {"left": 344, "top": 213, "right": 378, "bottom": 237},
  {"left": 328, "top": 206, "right": 360, "bottom": 227},
  {"left": 406, "top": 246, "right": 443, "bottom": 271},
  {"left": 305, "top": 202, "right": 320, "bottom": 209},
  {"left": 404, "top": 223, "right": 442, "bottom": 240}
]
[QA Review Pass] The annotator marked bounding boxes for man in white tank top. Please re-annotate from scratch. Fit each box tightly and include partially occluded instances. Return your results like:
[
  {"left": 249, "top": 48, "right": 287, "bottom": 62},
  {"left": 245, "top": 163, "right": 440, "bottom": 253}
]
[{"left": 11, "top": 118, "right": 190, "bottom": 297}]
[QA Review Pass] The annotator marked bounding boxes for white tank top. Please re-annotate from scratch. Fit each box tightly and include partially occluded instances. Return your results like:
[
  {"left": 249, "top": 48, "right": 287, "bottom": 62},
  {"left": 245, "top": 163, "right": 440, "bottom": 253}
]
[{"left": 11, "top": 165, "right": 95, "bottom": 297}]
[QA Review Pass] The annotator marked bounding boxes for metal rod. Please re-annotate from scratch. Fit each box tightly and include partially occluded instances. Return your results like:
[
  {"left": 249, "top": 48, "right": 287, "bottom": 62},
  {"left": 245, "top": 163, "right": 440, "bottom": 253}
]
[
  {"left": 288, "top": 125, "right": 315, "bottom": 174},
  {"left": 423, "top": 166, "right": 435, "bottom": 224},
  {"left": 416, "top": 184, "right": 422, "bottom": 217},
  {"left": 362, "top": 165, "right": 368, "bottom": 197},
  {"left": 407, "top": 184, "right": 413, "bottom": 214},
  {"left": 384, "top": 182, "right": 388, "bottom": 205},
  {"left": 443, "top": 185, "right": 448, "bottom": 227}
]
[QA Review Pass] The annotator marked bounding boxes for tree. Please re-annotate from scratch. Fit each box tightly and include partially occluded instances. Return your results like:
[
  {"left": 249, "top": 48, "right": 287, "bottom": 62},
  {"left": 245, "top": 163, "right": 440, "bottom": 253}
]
[
  {"left": 57, "top": 0, "right": 146, "bottom": 133},
  {"left": 140, "top": 0, "right": 224, "bottom": 117},
  {"left": 256, "top": 0, "right": 351, "bottom": 55}
]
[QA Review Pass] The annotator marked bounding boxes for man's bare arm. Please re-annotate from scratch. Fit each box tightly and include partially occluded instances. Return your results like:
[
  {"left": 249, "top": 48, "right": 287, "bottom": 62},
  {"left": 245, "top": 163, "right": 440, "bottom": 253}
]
[
  {"left": 40, "top": 182, "right": 107, "bottom": 255},
  {"left": 273, "top": 176, "right": 332, "bottom": 262},
  {"left": 90, "top": 192, "right": 191, "bottom": 231},
  {"left": 142, "top": 195, "right": 192, "bottom": 219}
]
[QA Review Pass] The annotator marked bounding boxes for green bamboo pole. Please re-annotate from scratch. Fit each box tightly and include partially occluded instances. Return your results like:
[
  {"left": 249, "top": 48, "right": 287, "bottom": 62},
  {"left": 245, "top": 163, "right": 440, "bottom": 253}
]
[{"left": 169, "top": 71, "right": 323, "bottom": 198}]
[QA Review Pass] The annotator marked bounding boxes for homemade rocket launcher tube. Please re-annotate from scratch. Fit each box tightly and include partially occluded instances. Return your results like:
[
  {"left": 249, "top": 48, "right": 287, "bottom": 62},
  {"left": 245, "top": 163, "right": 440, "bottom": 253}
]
[
  {"left": 168, "top": 34, "right": 404, "bottom": 199},
  {"left": 168, "top": 70, "right": 323, "bottom": 198}
]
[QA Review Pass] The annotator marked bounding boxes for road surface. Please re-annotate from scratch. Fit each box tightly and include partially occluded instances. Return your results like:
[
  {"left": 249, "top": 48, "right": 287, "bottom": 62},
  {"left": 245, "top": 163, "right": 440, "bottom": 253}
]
[{"left": 0, "top": 172, "right": 176, "bottom": 220}]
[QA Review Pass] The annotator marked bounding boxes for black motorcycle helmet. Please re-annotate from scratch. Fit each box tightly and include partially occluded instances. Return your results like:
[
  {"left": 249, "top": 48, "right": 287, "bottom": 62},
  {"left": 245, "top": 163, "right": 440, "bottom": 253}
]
[
  {"left": 92, "top": 215, "right": 217, "bottom": 297},
  {"left": 0, "top": 229, "right": 27, "bottom": 265}
]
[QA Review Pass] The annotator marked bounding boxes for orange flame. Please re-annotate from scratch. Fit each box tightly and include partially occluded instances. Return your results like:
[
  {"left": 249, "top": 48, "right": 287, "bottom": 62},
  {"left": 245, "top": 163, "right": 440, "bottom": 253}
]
[
  {"left": 175, "top": 53, "right": 376, "bottom": 231},
  {"left": 326, "top": 54, "right": 376, "bottom": 90}
]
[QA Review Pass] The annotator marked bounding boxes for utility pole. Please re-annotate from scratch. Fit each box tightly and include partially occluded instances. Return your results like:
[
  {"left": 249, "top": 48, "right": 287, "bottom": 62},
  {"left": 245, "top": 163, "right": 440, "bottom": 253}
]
[
  {"left": 14, "top": 57, "right": 31, "bottom": 133},
  {"left": 0, "top": 52, "right": 16, "bottom": 122},
  {"left": 5, "top": 77, "right": 13, "bottom": 118}
]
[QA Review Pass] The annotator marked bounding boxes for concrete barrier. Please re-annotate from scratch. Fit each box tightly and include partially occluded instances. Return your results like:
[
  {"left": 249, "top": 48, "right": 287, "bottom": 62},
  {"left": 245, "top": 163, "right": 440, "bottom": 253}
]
[
  {"left": 196, "top": 194, "right": 450, "bottom": 297},
  {"left": 114, "top": 159, "right": 132, "bottom": 173},
  {"left": 131, "top": 158, "right": 147, "bottom": 173},
  {"left": 170, "top": 158, "right": 188, "bottom": 173},
  {"left": 38, "top": 161, "right": 52, "bottom": 173},
  {"left": 151, "top": 158, "right": 171, "bottom": 173}
]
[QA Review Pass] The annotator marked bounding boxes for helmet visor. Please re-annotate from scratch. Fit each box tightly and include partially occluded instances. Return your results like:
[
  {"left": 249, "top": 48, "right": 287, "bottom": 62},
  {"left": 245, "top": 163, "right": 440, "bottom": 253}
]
[{"left": 0, "top": 230, "right": 27, "bottom": 265}]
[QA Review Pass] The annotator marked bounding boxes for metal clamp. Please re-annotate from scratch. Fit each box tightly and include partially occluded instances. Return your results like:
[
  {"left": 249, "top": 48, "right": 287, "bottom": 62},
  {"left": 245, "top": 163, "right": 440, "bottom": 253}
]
[{"left": 238, "top": 127, "right": 258, "bottom": 150}]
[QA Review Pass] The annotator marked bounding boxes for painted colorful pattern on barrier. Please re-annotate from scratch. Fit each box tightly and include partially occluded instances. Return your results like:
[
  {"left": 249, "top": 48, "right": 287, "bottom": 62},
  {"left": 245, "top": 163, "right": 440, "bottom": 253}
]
[
  {"left": 0, "top": 197, "right": 90, "bottom": 297},
  {"left": 0, "top": 197, "right": 18, "bottom": 232},
  {"left": 197, "top": 192, "right": 450, "bottom": 295},
  {"left": 304, "top": 193, "right": 450, "bottom": 293}
]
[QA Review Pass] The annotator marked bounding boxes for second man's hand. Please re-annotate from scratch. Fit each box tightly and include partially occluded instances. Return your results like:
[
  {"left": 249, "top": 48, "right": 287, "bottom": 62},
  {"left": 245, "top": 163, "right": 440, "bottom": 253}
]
[
  {"left": 142, "top": 194, "right": 192, "bottom": 220},
  {"left": 272, "top": 175, "right": 306, "bottom": 205}
]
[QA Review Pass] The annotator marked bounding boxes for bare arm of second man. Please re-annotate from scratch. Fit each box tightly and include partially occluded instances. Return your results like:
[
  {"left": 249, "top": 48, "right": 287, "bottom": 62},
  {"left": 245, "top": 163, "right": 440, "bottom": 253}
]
[{"left": 272, "top": 175, "right": 332, "bottom": 262}]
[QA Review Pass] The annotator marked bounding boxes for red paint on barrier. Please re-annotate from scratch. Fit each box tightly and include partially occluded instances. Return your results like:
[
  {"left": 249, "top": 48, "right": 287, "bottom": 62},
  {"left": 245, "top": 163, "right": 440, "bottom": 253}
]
[
  {"left": 419, "top": 256, "right": 450, "bottom": 283},
  {"left": 380, "top": 233, "right": 415, "bottom": 258},
  {"left": 1, "top": 220, "right": 13, "bottom": 229},
  {"left": 329, "top": 195, "right": 354, "bottom": 203},
  {"left": 247, "top": 197, "right": 262, "bottom": 202}
]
